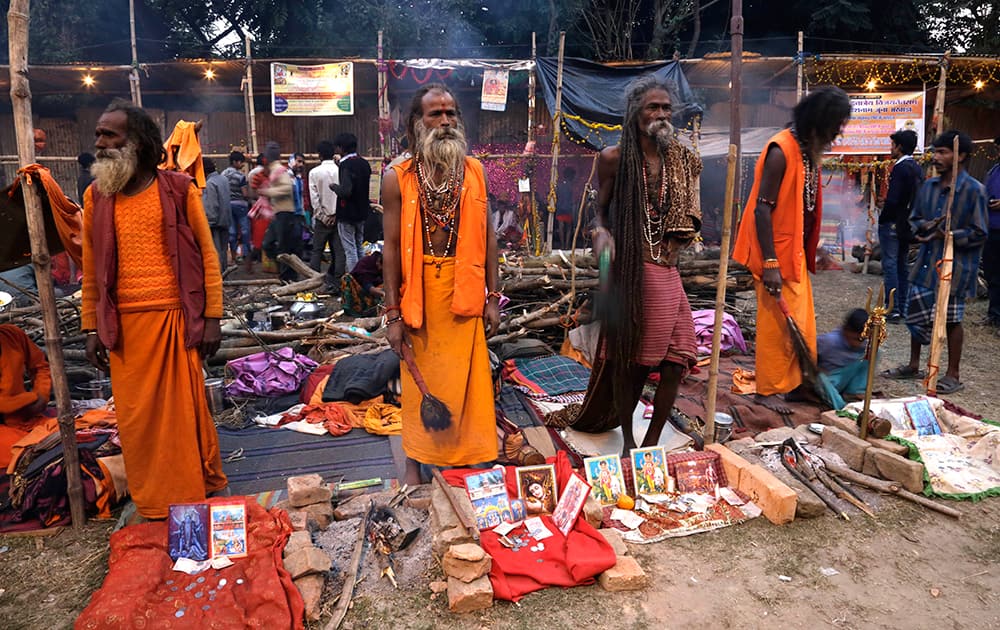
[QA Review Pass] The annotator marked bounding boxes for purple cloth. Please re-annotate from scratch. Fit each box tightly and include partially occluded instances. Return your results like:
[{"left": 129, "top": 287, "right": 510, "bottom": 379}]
[
  {"left": 225, "top": 347, "right": 318, "bottom": 397},
  {"left": 691, "top": 309, "right": 748, "bottom": 355},
  {"left": 987, "top": 164, "right": 1000, "bottom": 230}
]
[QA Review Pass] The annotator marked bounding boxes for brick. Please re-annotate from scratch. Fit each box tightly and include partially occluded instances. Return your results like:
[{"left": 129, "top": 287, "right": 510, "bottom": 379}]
[
  {"left": 283, "top": 545, "right": 332, "bottom": 579},
  {"left": 737, "top": 447, "right": 825, "bottom": 519},
  {"left": 333, "top": 491, "right": 393, "bottom": 521},
  {"left": 793, "top": 424, "right": 822, "bottom": 446},
  {"left": 294, "top": 574, "right": 325, "bottom": 622},
  {"left": 287, "top": 510, "right": 310, "bottom": 532},
  {"left": 821, "top": 426, "right": 870, "bottom": 471},
  {"left": 302, "top": 500, "right": 335, "bottom": 530},
  {"left": 706, "top": 443, "right": 752, "bottom": 489},
  {"left": 287, "top": 474, "right": 333, "bottom": 508},
  {"left": 866, "top": 437, "right": 910, "bottom": 457},
  {"left": 432, "top": 525, "right": 475, "bottom": 558},
  {"left": 598, "top": 556, "right": 649, "bottom": 591},
  {"left": 819, "top": 410, "right": 860, "bottom": 436},
  {"left": 736, "top": 464, "right": 797, "bottom": 525},
  {"left": 284, "top": 530, "right": 313, "bottom": 557},
  {"left": 597, "top": 528, "right": 628, "bottom": 556},
  {"left": 755, "top": 427, "right": 797, "bottom": 443},
  {"left": 430, "top": 483, "right": 476, "bottom": 533},
  {"left": 442, "top": 545, "right": 492, "bottom": 583},
  {"left": 582, "top": 496, "right": 603, "bottom": 529},
  {"left": 864, "top": 448, "right": 925, "bottom": 493},
  {"left": 447, "top": 575, "right": 493, "bottom": 612}
]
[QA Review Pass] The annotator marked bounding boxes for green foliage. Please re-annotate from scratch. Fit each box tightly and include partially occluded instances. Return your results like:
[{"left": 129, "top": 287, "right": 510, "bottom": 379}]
[{"left": 920, "top": 0, "right": 1000, "bottom": 55}]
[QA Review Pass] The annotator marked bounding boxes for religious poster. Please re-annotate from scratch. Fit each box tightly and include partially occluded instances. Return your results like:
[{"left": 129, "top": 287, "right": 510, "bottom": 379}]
[
  {"left": 481, "top": 69, "right": 509, "bottom": 112},
  {"left": 209, "top": 501, "right": 248, "bottom": 559},
  {"left": 271, "top": 62, "right": 354, "bottom": 116},
  {"left": 168, "top": 503, "right": 209, "bottom": 561},
  {"left": 830, "top": 91, "right": 925, "bottom": 155}
]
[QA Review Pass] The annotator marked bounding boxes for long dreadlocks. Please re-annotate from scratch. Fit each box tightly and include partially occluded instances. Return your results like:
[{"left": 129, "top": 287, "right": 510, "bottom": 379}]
[{"left": 603, "top": 75, "right": 701, "bottom": 417}]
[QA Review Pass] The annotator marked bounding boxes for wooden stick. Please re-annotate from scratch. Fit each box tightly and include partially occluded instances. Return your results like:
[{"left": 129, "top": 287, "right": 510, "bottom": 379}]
[
  {"left": 931, "top": 51, "right": 951, "bottom": 139},
  {"left": 705, "top": 144, "right": 739, "bottom": 444},
  {"left": 544, "top": 31, "right": 566, "bottom": 254},
  {"left": 926, "top": 135, "right": 960, "bottom": 396},
  {"left": 822, "top": 460, "right": 961, "bottom": 518},
  {"left": 324, "top": 503, "right": 372, "bottom": 630},
  {"left": 862, "top": 170, "right": 875, "bottom": 275},
  {"left": 7, "top": 0, "right": 86, "bottom": 528},
  {"left": 431, "top": 468, "right": 479, "bottom": 542},
  {"left": 271, "top": 275, "right": 325, "bottom": 297},
  {"left": 499, "top": 292, "right": 573, "bottom": 332},
  {"left": 276, "top": 253, "right": 323, "bottom": 279}
]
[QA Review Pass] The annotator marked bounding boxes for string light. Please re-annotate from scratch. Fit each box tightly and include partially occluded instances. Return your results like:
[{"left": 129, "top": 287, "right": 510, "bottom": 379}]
[
  {"left": 975, "top": 79, "right": 985, "bottom": 90},
  {"left": 865, "top": 78, "right": 878, "bottom": 91},
  {"left": 204, "top": 68, "right": 216, "bottom": 80},
  {"left": 82, "top": 74, "right": 95, "bottom": 87},
  {"left": 806, "top": 57, "right": 1000, "bottom": 89}
]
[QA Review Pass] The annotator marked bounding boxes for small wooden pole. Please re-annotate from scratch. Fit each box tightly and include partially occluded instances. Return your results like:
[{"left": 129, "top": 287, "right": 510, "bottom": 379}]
[
  {"left": 862, "top": 170, "right": 876, "bottom": 274},
  {"left": 377, "top": 30, "right": 390, "bottom": 159},
  {"left": 7, "top": 0, "right": 86, "bottom": 528},
  {"left": 128, "top": 0, "right": 142, "bottom": 106},
  {"left": 544, "top": 31, "right": 566, "bottom": 254},
  {"left": 925, "top": 135, "right": 960, "bottom": 396},
  {"left": 244, "top": 34, "right": 258, "bottom": 155},
  {"left": 728, "top": 0, "right": 744, "bottom": 234},
  {"left": 528, "top": 32, "right": 537, "bottom": 144},
  {"left": 704, "top": 144, "right": 738, "bottom": 444},
  {"left": 931, "top": 51, "right": 950, "bottom": 140},
  {"left": 795, "top": 31, "right": 804, "bottom": 101}
]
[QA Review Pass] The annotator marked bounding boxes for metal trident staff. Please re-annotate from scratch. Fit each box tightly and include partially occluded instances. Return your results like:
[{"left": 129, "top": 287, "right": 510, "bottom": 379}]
[{"left": 859, "top": 284, "right": 894, "bottom": 440}]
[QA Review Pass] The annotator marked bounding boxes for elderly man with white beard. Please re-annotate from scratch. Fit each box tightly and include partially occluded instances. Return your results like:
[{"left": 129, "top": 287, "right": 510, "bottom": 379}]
[
  {"left": 81, "top": 99, "right": 227, "bottom": 520},
  {"left": 381, "top": 84, "right": 500, "bottom": 484},
  {"left": 573, "top": 75, "right": 705, "bottom": 456}
]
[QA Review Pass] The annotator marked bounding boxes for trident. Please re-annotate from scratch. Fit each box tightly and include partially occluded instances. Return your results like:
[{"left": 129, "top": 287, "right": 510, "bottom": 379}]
[{"left": 858, "top": 284, "right": 895, "bottom": 440}]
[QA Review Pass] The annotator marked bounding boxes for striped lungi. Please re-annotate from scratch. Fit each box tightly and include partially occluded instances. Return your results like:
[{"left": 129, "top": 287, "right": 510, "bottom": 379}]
[
  {"left": 636, "top": 262, "right": 697, "bottom": 367},
  {"left": 905, "top": 284, "right": 965, "bottom": 346}
]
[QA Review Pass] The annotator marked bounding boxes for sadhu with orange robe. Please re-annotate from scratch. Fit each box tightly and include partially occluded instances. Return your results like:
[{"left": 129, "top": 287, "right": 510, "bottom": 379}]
[
  {"left": 382, "top": 84, "right": 501, "bottom": 485},
  {"left": 732, "top": 87, "right": 852, "bottom": 413},
  {"left": 0, "top": 324, "right": 52, "bottom": 469},
  {"left": 83, "top": 100, "right": 227, "bottom": 520}
]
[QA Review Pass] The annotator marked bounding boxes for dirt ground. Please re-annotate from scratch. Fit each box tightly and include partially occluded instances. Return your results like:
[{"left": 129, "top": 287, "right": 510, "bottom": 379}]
[{"left": 2, "top": 267, "right": 1000, "bottom": 629}]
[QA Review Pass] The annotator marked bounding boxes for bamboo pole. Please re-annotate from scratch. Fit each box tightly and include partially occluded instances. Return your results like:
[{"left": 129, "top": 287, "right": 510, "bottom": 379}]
[
  {"left": 796, "top": 31, "right": 803, "bottom": 101},
  {"left": 704, "top": 145, "right": 738, "bottom": 444},
  {"left": 244, "top": 34, "right": 258, "bottom": 155},
  {"left": 925, "top": 135, "right": 960, "bottom": 396},
  {"left": 528, "top": 32, "right": 537, "bottom": 144},
  {"left": 931, "top": 51, "right": 950, "bottom": 140},
  {"left": 7, "top": 0, "right": 86, "bottom": 528},
  {"left": 728, "top": 0, "right": 744, "bottom": 239},
  {"left": 128, "top": 0, "right": 142, "bottom": 106},
  {"left": 544, "top": 31, "right": 566, "bottom": 254},
  {"left": 377, "top": 30, "right": 390, "bottom": 159},
  {"left": 862, "top": 170, "right": 876, "bottom": 274}
]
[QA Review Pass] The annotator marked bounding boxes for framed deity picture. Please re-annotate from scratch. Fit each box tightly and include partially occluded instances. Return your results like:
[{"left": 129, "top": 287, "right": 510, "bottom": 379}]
[
  {"left": 583, "top": 454, "right": 626, "bottom": 505},
  {"left": 630, "top": 446, "right": 673, "bottom": 495},
  {"left": 515, "top": 464, "right": 558, "bottom": 516},
  {"left": 551, "top": 473, "right": 591, "bottom": 536}
]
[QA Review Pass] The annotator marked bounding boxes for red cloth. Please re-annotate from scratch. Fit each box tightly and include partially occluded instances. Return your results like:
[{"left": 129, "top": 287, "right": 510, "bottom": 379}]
[
  {"left": 637, "top": 263, "right": 697, "bottom": 367},
  {"left": 299, "top": 363, "right": 334, "bottom": 404},
  {"left": 280, "top": 402, "right": 354, "bottom": 436},
  {"left": 75, "top": 499, "right": 304, "bottom": 629},
  {"left": 441, "top": 451, "right": 617, "bottom": 602}
]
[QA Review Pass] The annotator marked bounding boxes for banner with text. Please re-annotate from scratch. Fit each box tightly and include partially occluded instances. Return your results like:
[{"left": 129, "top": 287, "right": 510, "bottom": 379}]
[
  {"left": 830, "top": 91, "right": 925, "bottom": 155},
  {"left": 271, "top": 62, "right": 354, "bottom": 116}
]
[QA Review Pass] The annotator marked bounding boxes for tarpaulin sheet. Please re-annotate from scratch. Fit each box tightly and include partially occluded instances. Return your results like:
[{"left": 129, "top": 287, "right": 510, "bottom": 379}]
[{"left": 535, "top": 57, "right": 702, "bottom": 150}]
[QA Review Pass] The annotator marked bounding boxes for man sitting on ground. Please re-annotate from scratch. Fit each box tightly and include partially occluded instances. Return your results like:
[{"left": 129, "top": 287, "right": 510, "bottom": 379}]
[
  {"left": 816, "top": 308, "right": 870, "bottom": 409},
  {"left": 0, "top": 324, "right": 51, "bottom": 469},
  {"left": 341, "top": 251, "right": 384, "bottom": 317}
]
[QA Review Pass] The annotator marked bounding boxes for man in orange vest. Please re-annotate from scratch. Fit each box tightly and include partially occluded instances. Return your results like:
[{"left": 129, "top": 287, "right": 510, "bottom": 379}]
[
  {"left": 381, "top": 85, "right": 500, "bottom": 484},
  {"left": 733, "top": 87, "right": 852, "bottom": 413}
]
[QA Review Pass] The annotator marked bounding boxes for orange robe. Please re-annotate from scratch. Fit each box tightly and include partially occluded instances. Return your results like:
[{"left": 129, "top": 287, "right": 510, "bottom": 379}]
[
  {"left": 732, "top": 129, "right": 822, "bottom": 395},
  {"left": 82, "top": 182, "right": 226, "bottom": 519},
  {"left": 394, "top": 158, "right": 497, "bottom": 467},
  {"left": 0, "top": 324, "right": 52, "bottom": 469}
]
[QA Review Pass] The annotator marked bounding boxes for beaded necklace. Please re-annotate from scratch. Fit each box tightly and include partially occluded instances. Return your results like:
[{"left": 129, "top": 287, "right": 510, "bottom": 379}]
[
  {"left": 790, "top": 126, "right": 819, "bottom": 213},
  {"left": 641, "top": 159, "right": 668, "bottom": 262},
  {"left": 416, "top": 158, "right": 463, "bottom": 276}
]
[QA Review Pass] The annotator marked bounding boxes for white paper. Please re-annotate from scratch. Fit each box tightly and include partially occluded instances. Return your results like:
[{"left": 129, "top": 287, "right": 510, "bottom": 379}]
[
  {"left": 741, "top": 501, "right": 763, "bottom": 519},
  {"left": 523, "top": 516, "right": 553, "bottom": 540},
  {"left": 517, "top": 178, "right": 531, "bottom": 193},
  {"left": 211, "top": 556, "right": 235, "bottom": 570},
  {"left": 172, "top": 558, "right": 212, "bottom": 575},
  {"left": 610, "top": 508, "right": 645, "bottom": 530},
  {"left": 718, "top": 487, "right": 745, "bottom": 506},
  {"left": 493, "top": 521, "right": 520, "bottom": 537}
]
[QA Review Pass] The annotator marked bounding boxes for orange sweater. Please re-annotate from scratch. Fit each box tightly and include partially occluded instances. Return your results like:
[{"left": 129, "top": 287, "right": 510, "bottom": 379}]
[{"left": 81, "top": 182, "right": 222, "bottom": 329}]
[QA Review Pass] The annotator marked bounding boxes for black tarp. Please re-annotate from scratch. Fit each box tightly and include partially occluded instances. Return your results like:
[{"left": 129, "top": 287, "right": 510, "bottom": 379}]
[{"left": 535, "top": 57, "right": 703, "bottom": 150}]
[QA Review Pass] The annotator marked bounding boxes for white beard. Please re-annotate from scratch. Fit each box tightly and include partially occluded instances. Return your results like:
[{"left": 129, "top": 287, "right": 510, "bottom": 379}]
[
  {"left": 646, "top": 120, "right": 675, "bottom": 150},
  {"left": 414, "top": 119, "right": 468, "bottom": 178},
  {"left": 91, "top": 142, "right": 139, "bottom": 195}
]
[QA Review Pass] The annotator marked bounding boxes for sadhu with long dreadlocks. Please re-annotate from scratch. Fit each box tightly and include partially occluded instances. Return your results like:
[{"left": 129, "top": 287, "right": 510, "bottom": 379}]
[{"left": 574, "top": 75, "right": 704, "bottom": 455}]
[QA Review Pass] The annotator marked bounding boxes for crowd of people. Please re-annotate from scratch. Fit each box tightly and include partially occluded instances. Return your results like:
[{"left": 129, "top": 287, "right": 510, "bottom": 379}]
[{"left": 0, "top": 76, "right": 997, "bottom": 518}]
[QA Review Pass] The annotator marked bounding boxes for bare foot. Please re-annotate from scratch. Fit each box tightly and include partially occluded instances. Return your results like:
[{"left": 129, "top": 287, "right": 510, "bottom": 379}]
[
  {"left": 784, "top": 385, "right": 823, "bottom": 405},
  {"left": 755, "top": 393, "right": 792, "bottom": 414}
]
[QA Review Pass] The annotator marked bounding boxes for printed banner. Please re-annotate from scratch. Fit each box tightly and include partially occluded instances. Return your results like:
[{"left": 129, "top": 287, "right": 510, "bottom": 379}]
[
  {"left": 270, "top": 62, "right": 354, "bottom": 116},
  {"left": 830, "top": 91, "right": 925, "bottom": 155},
  {"left": 481, "top": 69, "right": 509, "bottom": 112}
]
